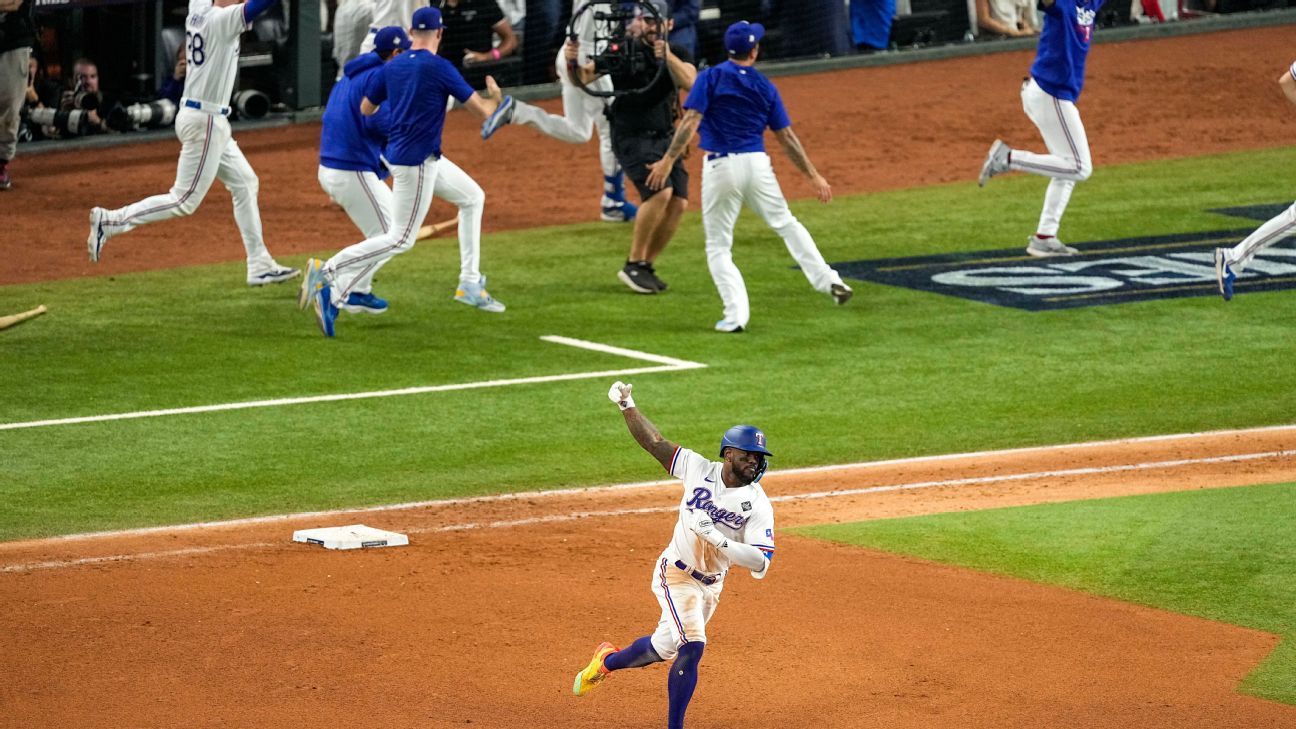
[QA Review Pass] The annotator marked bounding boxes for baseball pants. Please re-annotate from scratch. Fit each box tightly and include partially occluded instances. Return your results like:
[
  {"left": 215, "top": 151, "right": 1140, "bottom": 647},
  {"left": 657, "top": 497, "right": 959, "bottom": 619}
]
[
  {"left": 508, "top": 49, "right": 619, "bottom": 178},
  {"left": 97, "top": 107, "right": 276, "bottom": 269},
  {"left": 701, "top": 152, "right": 845, "bottom": 329},
  {"left": 0, "top": 47, "right": 31, "bottom": 163},
  {"left": 318, "top": 156, "right": 487, "bottom": 293},
  {"left": 1008, "top": 78, "right": 1093, "bottom": 237},
  {"left": 323, "top": 156, "right": 439, "bottom": 304},
  {"left": 649, "top": 557, "right": 721, "bottom": 661},
  {"left": 1225, "top": 201, "right": 1296, "bottom": 272}
]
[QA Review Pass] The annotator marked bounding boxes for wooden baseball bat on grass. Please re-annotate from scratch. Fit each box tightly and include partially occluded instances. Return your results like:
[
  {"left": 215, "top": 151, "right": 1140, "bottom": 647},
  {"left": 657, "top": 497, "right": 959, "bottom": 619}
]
[
  {"left": 416, "top": 218, "right": 458, "bottom": 242},
  {"left": 0, "top": 304, "right": 47, "bottom": 332}
]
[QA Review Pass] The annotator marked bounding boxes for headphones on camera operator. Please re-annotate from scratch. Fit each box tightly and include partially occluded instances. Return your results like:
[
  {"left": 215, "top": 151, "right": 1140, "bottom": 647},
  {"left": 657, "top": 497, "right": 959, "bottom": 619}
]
[{"left": 566, "top": 0, "right": 668, "bottom": 98}]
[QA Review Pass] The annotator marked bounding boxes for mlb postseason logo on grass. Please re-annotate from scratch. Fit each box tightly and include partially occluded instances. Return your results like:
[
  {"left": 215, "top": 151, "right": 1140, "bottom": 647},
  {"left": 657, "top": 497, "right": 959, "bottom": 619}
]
[{"left": 835, "top": 205, "right": 1296, "bottom": 310}]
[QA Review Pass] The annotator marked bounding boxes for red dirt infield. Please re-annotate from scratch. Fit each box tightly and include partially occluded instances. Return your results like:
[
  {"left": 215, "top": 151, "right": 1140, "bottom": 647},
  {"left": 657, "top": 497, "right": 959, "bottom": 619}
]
[{"left": 4, "top": 25, "right": 1296, "bottom": 729}]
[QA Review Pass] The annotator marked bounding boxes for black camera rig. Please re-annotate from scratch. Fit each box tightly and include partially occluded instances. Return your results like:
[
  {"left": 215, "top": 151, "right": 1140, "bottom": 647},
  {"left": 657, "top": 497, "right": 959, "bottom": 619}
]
[{"left": 567, "top": 0, "right": 667, "bottom": 98}]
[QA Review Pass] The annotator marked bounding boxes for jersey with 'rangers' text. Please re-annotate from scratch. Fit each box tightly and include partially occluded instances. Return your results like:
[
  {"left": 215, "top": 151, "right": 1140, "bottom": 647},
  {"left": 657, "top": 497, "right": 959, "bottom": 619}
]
[{"left": 664, "top": 446, "right": 775, "bottom": 578}]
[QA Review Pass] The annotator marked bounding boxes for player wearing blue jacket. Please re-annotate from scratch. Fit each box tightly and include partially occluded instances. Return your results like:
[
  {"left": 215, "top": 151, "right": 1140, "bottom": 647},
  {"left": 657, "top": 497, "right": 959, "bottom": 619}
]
[
  {"left": 977, "top": 0, "right": 1106, "bottom": 257},
  {"left": 301, "top": 7, "right": 509, "bottom": 337}
]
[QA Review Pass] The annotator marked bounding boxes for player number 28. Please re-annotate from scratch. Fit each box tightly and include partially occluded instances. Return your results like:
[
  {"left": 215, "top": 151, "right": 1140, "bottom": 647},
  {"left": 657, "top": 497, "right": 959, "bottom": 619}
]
[{"left": 186, "top": 32, "right": 206, "bottom": 67}]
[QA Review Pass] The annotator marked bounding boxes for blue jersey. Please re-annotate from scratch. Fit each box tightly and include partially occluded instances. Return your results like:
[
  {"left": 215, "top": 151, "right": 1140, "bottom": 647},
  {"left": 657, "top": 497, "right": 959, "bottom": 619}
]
[
  {"left": 1030, "top": 0, "right": 1106, "bottom": 103},
  {"left": 683, "top": 61, "right": 791, "bottom": 155},
  {"left": 363, "top": 49, "right": 475, "bottom": 166},
  {"left": 319, "top": 53, "right": 389, "bottom": 175}
]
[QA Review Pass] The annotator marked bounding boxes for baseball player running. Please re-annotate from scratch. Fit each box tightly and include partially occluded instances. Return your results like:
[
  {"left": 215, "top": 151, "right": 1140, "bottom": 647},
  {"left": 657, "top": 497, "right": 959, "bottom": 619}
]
[
  {"left": 86, "top": 0, "right": 298, "bottom": 287},
  {"left": 478, "top": 1, "right": 638, "bottom": 223},
  {"left": 315, "top": 25, "right": 504, "bottom": 316},
  {"left": 301, "top": 6, "right": 506, "bottom": 337},
  {"left": 645, "top": 20, "right": 851, "bottom": 333},
  {"left": 1214, "top": 61, "right": 1296, "bottom": 301},
  {"left": 575, "top": 380, "right": 775, "bottom": 729},
  {"left": 977, "top": 0, "right": 1105, "bottom": 257}
]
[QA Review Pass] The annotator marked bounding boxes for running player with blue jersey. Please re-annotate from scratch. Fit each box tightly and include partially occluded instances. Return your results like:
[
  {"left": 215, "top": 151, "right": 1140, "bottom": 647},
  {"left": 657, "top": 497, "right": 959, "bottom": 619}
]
[
  {"left": 645, "top": 20, "right": 851, "bottom": 333},
  {"left": 314, "top": 25, "right": 504, "bottom": 317},
  {"left": 977, "top": 0, "right": 1105, "bottom": 257},
  {"left": 301, "top": 6, "right": 507, "bottom": 337},
  {"left": 573, "top": 381, "right": 776, "bottom": 729},
  {"left": 87, "top": 0, "right": 298, "bottom": 287}
]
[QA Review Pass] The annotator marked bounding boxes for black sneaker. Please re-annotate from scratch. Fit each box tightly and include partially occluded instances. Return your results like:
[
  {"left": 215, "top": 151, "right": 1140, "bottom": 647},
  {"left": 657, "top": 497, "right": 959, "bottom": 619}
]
[
  {"left": 617, "top": 262, "right": 657, "bottom": 294},
  {"left": 643, "top": 262, "right": 668, "bottom": 292}
]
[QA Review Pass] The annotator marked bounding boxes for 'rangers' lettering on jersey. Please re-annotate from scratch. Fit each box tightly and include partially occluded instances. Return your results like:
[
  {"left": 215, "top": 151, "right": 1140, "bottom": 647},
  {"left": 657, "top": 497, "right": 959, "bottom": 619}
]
[{"left": 665, "top": 446, "right": 775, "bottom": 577}]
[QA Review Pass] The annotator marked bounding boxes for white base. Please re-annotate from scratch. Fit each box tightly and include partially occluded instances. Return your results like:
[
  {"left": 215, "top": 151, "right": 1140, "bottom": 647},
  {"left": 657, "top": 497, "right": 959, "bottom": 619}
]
[{"left": 292, "top": 524, "right": 409, "bottom": 550}]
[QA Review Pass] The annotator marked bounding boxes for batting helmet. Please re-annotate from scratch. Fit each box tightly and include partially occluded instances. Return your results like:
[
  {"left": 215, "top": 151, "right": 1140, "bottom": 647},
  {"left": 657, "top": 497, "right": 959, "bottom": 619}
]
[{"left": 719, "top": 425, "right": 773, "bottom": 480}]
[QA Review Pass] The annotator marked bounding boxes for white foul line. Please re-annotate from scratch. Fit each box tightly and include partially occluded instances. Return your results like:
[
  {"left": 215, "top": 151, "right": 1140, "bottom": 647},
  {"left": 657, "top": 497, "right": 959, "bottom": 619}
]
[
  {"left": 0, "top": 336, "right": 706, "bottom": 431},
  {"left": 3, "top": 448, "right": 1290, "bottom": 573}
]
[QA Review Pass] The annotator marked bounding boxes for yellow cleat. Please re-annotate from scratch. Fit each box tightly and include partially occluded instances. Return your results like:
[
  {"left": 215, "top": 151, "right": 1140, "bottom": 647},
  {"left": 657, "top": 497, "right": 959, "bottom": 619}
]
[{"left": 572, "top": 641, "right": 618, "bottom": 697}]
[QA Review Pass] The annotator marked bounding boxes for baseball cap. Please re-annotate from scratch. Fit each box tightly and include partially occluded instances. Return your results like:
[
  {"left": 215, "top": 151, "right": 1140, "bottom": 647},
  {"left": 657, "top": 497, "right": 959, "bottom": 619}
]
[
  {"left": 639, "top": 0, "right": 669, "bottom": 20},
  {"left": 724, "top": 20, "right": 764, "bottom": 55},
  {"left": 373, "top": 26, "right": 412, "bottom": 53},
  {"left": 411, "top": 6, "right": 444, "bottom": 31}
]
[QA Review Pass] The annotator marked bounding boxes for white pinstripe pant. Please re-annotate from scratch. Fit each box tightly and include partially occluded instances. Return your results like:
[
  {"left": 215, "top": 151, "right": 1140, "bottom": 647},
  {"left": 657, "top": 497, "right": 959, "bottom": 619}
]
[
  {"left": 317, "top": 156, "right": 486, "bottom": 295},
  {"left": 1007, "top": 78, "right": 1094, "bottom": 238},
  {"left": 323, "top": 157, "right": 439, "bottom": 305},
  {"left": 1226, "top": 202, "right": 1296, "bottom": 272}
]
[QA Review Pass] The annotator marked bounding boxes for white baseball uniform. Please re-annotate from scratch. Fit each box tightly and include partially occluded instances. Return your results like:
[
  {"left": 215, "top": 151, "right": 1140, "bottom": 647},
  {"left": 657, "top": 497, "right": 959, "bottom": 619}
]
[
  {"left": 332, "top": 0, "right": 376, "bottom": 79},
  {"left": 503, "top": 2, "right": 620, "bottom": 196},
  {"left": 1005, "top": 77, "right": 1093, "bottom": 237},
  {"left": 648, "top": 445, "right": 775, "bottom": 660},
  {"left": 92, "top": 0, "right": 285, "bottom": 279},
  {"left": 1218, "top": 61, "right": 1296, "bottom": 273},
  {"left": 318, "top": 156, "right": 487, "bottom": 291},
  {"left": 359, "top": 0, "right": 425, "bottom": 53}
]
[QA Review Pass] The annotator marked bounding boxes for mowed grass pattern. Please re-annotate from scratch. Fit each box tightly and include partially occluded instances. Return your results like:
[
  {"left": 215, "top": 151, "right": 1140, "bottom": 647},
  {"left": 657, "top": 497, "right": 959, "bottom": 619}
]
[
  {"left": 2, "top": 147, "right": 1296, "bottom": 539},
  {"left": 797, "top": 483, "right": 1296, "bottom": 705}
]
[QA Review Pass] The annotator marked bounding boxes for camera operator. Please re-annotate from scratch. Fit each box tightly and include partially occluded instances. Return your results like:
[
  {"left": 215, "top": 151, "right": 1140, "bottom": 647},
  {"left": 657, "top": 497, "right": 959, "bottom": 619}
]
[
  {"left": 27, "top": 57, "right": 111, "bottom": 138},
  {"left": 569, "top": 0, "right": 695, "bottom": 293},
  {"left": 0, "top": 0, "right": 36, "bottom": 189}
]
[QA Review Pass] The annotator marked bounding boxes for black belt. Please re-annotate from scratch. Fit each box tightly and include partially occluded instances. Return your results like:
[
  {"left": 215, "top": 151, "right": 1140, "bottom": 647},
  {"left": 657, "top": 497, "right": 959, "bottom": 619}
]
[
  {"left": 674, "top": 560, "right": 719, "bottom": 585},
  {"left": 705, "top": 152, "right": 731, "bottom": 162}
]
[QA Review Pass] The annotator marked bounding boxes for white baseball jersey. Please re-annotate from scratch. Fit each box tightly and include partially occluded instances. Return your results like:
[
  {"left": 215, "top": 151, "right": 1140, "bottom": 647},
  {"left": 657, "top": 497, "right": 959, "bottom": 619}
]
[
  {"left": 664, "top": 446, "right": 775, "bottom": 577},
  {"left": 371, "top": 0, "right": 425, "bottom": 29},
  {"left": 183, "top": 0, "right": 252, "bottom": 107}
]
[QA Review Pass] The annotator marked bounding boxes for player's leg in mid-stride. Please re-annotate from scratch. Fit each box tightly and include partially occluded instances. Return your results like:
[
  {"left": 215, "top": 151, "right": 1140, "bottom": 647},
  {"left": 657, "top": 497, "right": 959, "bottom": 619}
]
[
  {"left": 315, "top": 166, "right": 393, "bottom": 314},
  {"left": 1214, "top": 201, "right": 1296, "bottom": 302},
  {"left": 434, "top": 157, "right": 505, "bottom": 313},
  {"left": 979, "top": 78, "right": 1092, "bottom": 257},
  {"left": 87, "top": 107, "right": 297, "bottom": 286}
]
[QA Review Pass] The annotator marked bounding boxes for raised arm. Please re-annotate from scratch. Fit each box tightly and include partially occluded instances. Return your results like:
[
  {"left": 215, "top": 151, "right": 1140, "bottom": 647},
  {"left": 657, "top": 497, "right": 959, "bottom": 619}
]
[
  {"left": 655, "top": 41, "right": 697, "bottom": 92},
  {"left": 773, "top": 125, "right": 831, "bottom": 203},
  {"left": 644, "top": 108, "right": 702, "bottom": 190},
  {"left": 608, "top": 381, "right": 678, "bottom": 471},
  {"left": 242, "top": 0, "right": 278, "bottom": 23}
]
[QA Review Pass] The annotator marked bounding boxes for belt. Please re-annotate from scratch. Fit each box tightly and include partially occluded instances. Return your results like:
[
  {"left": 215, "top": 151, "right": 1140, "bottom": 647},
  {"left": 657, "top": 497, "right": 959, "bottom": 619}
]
[
  {"left": 705, "top": 152, "right": 730, "bottom": 162},
  {"left": 182, "top": 98, "right": 230, "bottom": 117},
  {"left": 674, "top": 560, "right": 719, "bottom": 585}
]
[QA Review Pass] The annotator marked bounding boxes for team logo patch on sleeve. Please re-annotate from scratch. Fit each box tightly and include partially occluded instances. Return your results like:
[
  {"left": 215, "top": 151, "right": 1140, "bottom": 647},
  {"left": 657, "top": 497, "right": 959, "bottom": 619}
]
[
  {"left": 741, "top": 501, "right": 752, "bottom": 511},
  {"left": 765, "top": 528, "right": 773, "bottom": 538}
]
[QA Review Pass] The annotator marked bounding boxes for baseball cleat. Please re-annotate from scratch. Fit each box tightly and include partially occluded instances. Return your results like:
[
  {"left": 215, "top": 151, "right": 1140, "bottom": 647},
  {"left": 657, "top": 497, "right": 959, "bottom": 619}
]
[
  {"left": 617, "top": 262, "right": 658, "bottom": 294},
  {"left": 341, "top": 291, "right": 388, "bottom": 314},
  {"left": 247, "top": 263, "right": 301, "bottom": 287},
  {"left": 572, "top": 642, "right": 618, "bottom": 697},
  {"left": 481, "top": 95, "right": 515, "bottom": 140},
  {"left": 1026, "top": 235, "right": 1079, "bottom": 258},
  {"left": 714, "top": 319, "right": 745, "bottom": 333},
  {"left": 0, "top": 162, "right": 11, "bottom": 190},
  {"left": 830, "top": 281, "right": 853, "bottom": 305},
  {"left": 454, "top": 275, "right": 506, "bottom": 313},
  {"left": 87, "top": 207, "right": 107, "bottom": 263},
  {"left": 298, "top": 259, "right": 326, "bottom": 311},
  {"left": 313, "top": 284, "right": 338, "bottom": 337},
  {"left": 643, "top": 261, "right": 667, "bottom": 292},
  {"left": 1214, "top": 248, "right": 1236, "bottom": 301},
  {"left": 601, "top": 198, "right": 638, "bottom": 223},
  {"left": 978, "top": 139, "right": 1010, "bottom": 187}
]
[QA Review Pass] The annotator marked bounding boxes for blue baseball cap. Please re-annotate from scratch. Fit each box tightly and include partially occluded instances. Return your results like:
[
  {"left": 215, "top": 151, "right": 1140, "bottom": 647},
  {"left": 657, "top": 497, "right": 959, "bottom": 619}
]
[
  {"left": 412, "top": 6, "right": 444, "bottom": 30},
  {"left": 373, "top": 26, "right": 411, "bottom": 53},
  {"left": 724, "top": 20, "right": 764, "bottom": 55}
]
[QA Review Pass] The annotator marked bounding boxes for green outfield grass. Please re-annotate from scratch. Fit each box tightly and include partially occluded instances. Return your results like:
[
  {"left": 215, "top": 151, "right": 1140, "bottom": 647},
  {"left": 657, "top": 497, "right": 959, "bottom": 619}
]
[
  {"left": 2, "top": 146, "right": 1295, "bottom": 539},
  {"left": 796, "top": 483, "right": 1296, "bottom": 705}
]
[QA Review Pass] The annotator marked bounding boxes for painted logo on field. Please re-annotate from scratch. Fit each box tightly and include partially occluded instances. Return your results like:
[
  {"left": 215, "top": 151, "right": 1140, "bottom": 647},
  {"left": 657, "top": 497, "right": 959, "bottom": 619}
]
[{"left": 832, "top": 205, "right": 1296, "bottom": 311}]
